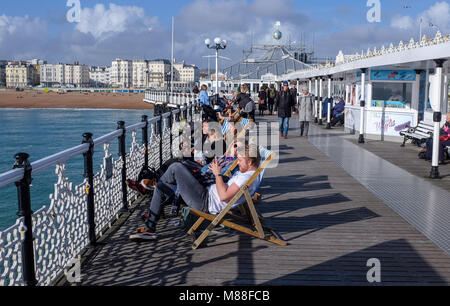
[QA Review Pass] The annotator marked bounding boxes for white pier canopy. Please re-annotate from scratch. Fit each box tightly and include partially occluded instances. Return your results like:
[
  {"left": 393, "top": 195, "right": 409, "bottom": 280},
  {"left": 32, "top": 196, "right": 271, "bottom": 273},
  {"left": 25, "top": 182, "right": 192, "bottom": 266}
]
[
  {"left": 219, "top": 44, "right": 312, "bottom": 95},
  {"left": 284, "top": 32, "right": 450, "bottom": 143}
]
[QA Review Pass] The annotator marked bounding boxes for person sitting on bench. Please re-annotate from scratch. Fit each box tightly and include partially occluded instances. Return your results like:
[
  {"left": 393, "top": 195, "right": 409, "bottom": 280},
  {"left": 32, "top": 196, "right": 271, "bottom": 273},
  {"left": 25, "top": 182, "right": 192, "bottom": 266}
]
[
  {"left": 425, "top": 112, "right": 450, "bottom": 164},
  {"left": 129, "top": 144, "right": 260, "bottom": 241}
]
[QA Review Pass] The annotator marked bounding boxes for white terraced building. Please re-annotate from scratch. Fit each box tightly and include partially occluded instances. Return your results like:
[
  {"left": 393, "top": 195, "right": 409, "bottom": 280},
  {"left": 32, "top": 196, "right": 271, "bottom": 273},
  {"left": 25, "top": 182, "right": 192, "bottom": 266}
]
[
  {"left": 111, "top": 59, "right": 132, "bottom": 88},
  {"left": 89, "top": 66, "right": 111, "bottom": 87},
  {"left": 40, "top": 63, "right": 90, "bottom": 87},
  {"left": 111, "top": 58, "right": 197, "bottom": 89}
]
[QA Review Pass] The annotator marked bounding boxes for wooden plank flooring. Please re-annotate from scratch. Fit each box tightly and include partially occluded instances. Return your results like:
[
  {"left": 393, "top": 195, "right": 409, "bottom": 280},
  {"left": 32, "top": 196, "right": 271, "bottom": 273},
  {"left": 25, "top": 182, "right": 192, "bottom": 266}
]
[{"left": 78, "top": 116, "right": 450, "bottom": 286}]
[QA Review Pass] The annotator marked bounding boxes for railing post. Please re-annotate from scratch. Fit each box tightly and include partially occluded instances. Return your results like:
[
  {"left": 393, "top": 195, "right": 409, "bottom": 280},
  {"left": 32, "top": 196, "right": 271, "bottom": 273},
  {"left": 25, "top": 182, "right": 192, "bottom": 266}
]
[
  {"left": 13, "top": 153, "right": 37, "bottom": 286},
  {"left": 142, "top": 115, "right": 149, "bottom": 168},
  {"left": 158, "top": 117, "right": 163, "bottom": 168},
  {"left": 82, "top": 133, "right": 96, "bottom": 246},
  {"left": 169, "top": 111, "right": 173, "bottom": 159},
  {"left": 117, "top": 121, "right": 128, "bottom": 212}
]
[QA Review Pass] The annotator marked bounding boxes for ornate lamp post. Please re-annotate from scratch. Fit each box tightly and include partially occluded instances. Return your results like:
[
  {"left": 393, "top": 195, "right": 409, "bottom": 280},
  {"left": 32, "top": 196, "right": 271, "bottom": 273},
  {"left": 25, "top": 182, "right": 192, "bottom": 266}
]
[{"left": 205, "top": 37, "right": 227, "bottom": 94}]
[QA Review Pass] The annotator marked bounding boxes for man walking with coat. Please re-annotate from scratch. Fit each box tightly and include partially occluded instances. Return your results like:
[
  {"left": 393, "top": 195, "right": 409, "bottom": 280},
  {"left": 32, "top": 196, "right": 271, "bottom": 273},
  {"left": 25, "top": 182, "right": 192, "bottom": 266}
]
[
  {"left": 297, "top": 86, "right": 314, "bottom": 138},
  {"left": 275, "top": 81, "right": 296, "bottom": 139}
]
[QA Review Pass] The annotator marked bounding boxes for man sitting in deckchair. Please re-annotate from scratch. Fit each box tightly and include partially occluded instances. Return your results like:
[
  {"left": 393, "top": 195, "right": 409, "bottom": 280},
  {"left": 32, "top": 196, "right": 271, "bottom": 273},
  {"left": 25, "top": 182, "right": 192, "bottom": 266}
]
[{"left": 130, "top": 144, "right": 260, "bottom": 242}]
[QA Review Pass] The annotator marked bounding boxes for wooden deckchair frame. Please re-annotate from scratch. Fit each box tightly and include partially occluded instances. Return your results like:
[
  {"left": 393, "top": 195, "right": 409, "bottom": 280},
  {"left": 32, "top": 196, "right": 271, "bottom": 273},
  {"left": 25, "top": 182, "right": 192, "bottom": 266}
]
[
  {"left": 223, "top": 118, "right": 254, "bottom": 156},
  {"left": 186, "top": 150, "right": 287, "bottom": 249}
]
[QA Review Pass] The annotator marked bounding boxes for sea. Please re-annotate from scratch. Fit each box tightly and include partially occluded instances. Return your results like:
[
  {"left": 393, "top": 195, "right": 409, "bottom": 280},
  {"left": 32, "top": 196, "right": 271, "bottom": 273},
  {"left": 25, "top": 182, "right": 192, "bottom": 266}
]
[{"left": 0, "top": 108, "right": 154, "bottom": 231}]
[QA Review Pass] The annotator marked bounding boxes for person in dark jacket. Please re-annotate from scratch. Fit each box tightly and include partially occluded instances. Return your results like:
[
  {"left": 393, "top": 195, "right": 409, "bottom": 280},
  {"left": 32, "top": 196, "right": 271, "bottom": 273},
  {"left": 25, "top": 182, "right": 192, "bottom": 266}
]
[
  {"left": 258, "top": 86, "right": 267, "bottom": 116},
  {"left": 235, "top": 84, "right": 255, "bottom": 121},
  {"left": 267, "top": 84, "right": 277, "bottom": 115},
  {"left": 289, "top": 83, "right": 298, "bottom": 101},
  {"left": 274, "top": 81, "right": 296, "bottom": 139},
  {"left": 331, "top": 97, "right": 345, "bottom": 126}
]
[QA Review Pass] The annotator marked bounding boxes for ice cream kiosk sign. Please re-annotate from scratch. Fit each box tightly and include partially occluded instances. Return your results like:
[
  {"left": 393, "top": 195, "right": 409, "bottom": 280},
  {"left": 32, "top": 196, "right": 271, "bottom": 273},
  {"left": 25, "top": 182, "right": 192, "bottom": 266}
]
[{"left": 367, "top": 112, "right": 414, "bottom": 136}]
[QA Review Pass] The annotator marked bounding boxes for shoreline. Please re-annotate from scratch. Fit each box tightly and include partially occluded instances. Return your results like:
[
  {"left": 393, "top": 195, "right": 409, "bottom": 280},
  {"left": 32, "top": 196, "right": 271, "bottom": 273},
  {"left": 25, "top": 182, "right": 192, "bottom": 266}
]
[{"left": 0, "top": 89, "right": 154, "bottom": 110}]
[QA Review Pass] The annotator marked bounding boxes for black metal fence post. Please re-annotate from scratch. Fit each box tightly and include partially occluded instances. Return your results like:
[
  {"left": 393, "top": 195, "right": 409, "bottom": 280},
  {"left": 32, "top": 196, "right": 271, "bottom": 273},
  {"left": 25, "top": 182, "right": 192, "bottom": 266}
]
[
  {"left": 117, "top": 121, "right": 128, "bottom": 212},
  {"left": 169, "top": 111, "right": 173, "bottom": 159},
  {"left": 82, "top": 133, "right": 96, "bottom": 246},
  {"left": 142, "top": 115, "right": 149, "bottom": 168},
  {"left": 13, "top": 153, "right": 37, "bottom": 286},
  {"left": 158, "top": 116, "right": 163, "bottom": 168},
  {"left": 183, "top": 103, "right": 188, "bottom": 120}
]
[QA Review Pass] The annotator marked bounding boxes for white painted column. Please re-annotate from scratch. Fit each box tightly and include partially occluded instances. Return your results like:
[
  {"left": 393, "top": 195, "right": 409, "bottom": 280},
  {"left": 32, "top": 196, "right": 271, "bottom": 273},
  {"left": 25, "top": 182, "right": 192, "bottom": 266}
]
[
  {"left": 319, "top": 78, "right": 323, "bottom": 125},
  {"left": 326, "top": 76, "right": 332, "bottom": 129},
  {"left": 308, "top": 79, "right": 312, "bottom": 93},
  {"left": 358, "top": 68, "right": 367, "bottom": 143},
  {"left": 430, "top": 60, "right": 446, "bottom": 178},
  {"left": 314, "top": 78, "right": 319, "bottom": 123}
]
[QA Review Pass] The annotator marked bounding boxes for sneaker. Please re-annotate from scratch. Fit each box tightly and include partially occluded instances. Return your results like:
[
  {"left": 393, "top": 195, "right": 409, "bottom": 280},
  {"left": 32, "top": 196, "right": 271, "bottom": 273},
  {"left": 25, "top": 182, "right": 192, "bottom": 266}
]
[
  {"left": 126, "top": 179, "right": 147, "bottom": 195},
  {"left": 129, "top": 227, "right": 157, "bottom": 242}
]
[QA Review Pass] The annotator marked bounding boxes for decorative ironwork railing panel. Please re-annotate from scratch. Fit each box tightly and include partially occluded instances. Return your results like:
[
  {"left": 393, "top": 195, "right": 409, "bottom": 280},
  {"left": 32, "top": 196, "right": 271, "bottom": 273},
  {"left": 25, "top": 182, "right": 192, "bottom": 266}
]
[
  {"left": 32, "top": 164, "right": 89, "bottom": 286},
  {"left": 0, "top": 218, "right": 25, "bottom": 286},
  {"left": 93, "top": 143, "right": 123, "bottom": 237}
]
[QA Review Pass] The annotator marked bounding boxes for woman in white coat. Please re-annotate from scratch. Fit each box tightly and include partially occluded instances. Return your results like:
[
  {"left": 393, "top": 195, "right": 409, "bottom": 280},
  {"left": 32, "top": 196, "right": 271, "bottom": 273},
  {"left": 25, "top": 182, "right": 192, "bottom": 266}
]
[{"left": 297, "top": 87, "right": 314, "bottom": 138}]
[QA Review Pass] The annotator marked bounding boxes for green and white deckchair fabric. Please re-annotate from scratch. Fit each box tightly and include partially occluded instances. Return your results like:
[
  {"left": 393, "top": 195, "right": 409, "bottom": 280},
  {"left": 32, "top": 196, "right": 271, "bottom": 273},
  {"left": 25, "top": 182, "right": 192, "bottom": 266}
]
[{"left": 186, "top": 147, "right": 287, "bottom": 249}]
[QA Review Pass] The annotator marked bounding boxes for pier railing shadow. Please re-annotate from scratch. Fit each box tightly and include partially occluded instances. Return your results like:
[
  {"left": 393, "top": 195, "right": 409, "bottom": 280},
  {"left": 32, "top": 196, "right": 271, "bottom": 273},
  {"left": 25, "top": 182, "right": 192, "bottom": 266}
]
[{"left": 260, "top": 239, "right": 448, "bottom": 286}]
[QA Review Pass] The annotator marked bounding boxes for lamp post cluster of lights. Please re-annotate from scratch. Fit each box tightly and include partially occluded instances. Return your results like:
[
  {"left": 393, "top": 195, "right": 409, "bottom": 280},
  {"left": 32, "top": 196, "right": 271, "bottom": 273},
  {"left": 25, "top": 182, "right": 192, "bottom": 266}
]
[{"left": 205, "top": 37, "right": 227, "bottom": 94}]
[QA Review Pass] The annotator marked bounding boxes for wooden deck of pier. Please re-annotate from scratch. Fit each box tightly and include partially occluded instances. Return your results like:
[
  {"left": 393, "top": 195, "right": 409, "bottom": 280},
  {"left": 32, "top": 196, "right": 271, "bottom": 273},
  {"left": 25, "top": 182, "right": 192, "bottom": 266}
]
[{"left": 78, "top": 116, "right": 450, "bottom": 286}]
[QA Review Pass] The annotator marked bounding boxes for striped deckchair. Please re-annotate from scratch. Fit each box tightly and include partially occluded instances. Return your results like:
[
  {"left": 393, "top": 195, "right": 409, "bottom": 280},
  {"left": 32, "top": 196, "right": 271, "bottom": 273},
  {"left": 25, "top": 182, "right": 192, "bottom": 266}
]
[{"left": 186, "top": 147, "right": 286, "bottom": 249}]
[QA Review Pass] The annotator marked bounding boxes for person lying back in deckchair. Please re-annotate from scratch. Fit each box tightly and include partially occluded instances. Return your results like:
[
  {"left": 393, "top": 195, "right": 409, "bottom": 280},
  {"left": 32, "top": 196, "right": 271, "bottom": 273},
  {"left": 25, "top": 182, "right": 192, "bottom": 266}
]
[{"left": 130, "top": 144, "right": 260, "bottom": 242}]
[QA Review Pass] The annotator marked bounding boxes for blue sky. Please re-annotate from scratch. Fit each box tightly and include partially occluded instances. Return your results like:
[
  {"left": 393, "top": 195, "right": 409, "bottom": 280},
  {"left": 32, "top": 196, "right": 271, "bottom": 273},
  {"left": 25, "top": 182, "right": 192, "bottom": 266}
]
[{"left": 0, "top": 0, "right": 448, "bottom": 68}]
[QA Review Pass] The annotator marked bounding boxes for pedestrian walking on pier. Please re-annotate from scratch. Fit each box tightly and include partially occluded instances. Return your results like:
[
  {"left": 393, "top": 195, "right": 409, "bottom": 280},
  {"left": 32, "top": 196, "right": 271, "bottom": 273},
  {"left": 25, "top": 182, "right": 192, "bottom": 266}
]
[
  {"left": 258, "top": 86, "right": 267, "bottom": 117},
  {"left": 267, "top": 84, "right": 277, "bottom": 115},
  {"left": 275, "top": 81, "right": 296, "bottom": 139},
  {"left": 297, "top": 86, "right": 314, "bottom": 138}
]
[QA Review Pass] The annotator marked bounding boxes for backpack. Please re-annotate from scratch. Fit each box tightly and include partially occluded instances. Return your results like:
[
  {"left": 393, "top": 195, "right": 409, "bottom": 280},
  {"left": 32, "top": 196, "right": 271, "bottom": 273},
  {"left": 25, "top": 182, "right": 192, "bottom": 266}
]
[
  {"left": 418, "top": 150, "right": 427, "bottom": 160},
  {"left": 270, "top": 88, "right": 276, "bottom": 99},
  {"left": 137, "top": 165, "right": 160, "bottom": 182},
  {"left": 181, "top": 206, "right": 209, "bottom": 232}
]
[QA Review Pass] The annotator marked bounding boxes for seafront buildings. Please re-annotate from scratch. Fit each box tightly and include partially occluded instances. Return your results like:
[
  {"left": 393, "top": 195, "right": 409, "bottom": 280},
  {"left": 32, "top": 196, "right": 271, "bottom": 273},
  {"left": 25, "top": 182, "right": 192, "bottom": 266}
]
[
  {"left": 89, "top": 66, "right": 111, "bottom": 87},
  {"left": 40, "top": 62, "right": 90, "bottom": 87},
  {"left": 1, "top": 56, "right": 199, "bottom": 89},
  {"left": 0, "top": 64, "right": 6, "bottom": 86},
  {"left": 112, "top": 58, "right": 199, "bottom": 89},
  {"left": 5, "top": 61, "right": 40, "bottom": 88}
]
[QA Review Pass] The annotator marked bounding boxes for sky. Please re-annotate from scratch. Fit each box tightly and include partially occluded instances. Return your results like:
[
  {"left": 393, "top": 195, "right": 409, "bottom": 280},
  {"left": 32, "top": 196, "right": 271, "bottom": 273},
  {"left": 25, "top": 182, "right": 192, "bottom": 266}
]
[{"left": 0, "top": 0, "right": 449, "bottom": 69}]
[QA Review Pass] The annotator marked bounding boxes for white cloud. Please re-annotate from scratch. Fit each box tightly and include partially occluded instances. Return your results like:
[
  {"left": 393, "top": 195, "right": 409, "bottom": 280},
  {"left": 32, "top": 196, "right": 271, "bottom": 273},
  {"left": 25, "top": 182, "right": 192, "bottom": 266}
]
[
  {"left": 419, "top": 1, "right": 450, "bottom": 33},
  {"left": 75, "top": 3, "right": 158, "bottom": 40},
  {"left": 391, "top": 15, "right": 414, "bottom": 30},
  {"left": 0, "top": 14, "right": 48, "bottom": 59}
]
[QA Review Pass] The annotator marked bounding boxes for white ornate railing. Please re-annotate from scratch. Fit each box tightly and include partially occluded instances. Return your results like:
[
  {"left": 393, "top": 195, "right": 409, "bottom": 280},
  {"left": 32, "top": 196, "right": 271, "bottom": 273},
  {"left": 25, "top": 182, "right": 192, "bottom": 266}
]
[
  {"left": 288, "top": 31, "right": 450, "bottom": 79},
  {"left": 0, "top": 101, "right": 201, "bottom": 286},
  {"left": 144, "top": 90, "right": 199, "bottom": 107}
]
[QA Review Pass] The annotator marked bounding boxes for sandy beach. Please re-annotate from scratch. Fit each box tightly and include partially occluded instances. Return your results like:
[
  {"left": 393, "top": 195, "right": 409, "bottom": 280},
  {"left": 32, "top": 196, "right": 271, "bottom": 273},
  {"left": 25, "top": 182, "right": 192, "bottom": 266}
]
[{"left": 0, "top": 89, "right": 154, "bottom": 110}]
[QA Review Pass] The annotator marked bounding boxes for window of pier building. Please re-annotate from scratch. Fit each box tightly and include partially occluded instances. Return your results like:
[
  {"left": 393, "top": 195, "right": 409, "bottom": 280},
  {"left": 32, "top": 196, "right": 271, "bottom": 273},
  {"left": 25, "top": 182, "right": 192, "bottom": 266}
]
[
  {"left": 371, "top": 82, "right": 413, "bottom": 109},
  {"left": 369, "top": 70, "right": 416, "bottom": 109}
]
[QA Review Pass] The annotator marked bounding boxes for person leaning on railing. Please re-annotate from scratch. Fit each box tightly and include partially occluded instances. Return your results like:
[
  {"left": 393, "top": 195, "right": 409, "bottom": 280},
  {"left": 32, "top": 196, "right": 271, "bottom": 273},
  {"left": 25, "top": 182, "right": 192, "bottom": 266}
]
[{"left": 129, "top": 144, "right": 260, "bottom": 242}]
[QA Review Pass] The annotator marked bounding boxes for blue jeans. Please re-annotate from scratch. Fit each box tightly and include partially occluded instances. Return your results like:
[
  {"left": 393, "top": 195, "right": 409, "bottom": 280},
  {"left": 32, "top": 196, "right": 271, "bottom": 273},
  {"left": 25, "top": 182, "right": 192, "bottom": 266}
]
[
  {"left": 146, "top": 163, "right": 209, "bottom": 230},
  {"left": 279, "top": 117, "right": 290, "bottom": 136}
]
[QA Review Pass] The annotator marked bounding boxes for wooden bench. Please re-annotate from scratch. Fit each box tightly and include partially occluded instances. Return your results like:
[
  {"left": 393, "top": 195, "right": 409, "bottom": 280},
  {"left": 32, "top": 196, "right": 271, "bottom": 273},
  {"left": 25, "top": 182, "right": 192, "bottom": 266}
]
[{"left": 399, "top": 121, "right": 434, "bottom": 147}]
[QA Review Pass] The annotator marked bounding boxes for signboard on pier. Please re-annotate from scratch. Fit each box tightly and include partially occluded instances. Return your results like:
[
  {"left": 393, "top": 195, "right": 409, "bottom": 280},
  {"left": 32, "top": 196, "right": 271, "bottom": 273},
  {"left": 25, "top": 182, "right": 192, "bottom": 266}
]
[
  {"left": 366, "top": 111, "right": 414, "bottom": 137},
  {"left": 370, "top": 70, "right": 416, "bottom": 81}
]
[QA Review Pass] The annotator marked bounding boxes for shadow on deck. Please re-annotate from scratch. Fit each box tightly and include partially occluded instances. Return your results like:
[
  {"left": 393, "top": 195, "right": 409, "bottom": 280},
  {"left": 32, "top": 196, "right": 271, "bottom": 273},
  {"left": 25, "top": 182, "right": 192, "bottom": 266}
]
[{"left": 77, "top": 116, "right": 450, "bottom": 286}]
